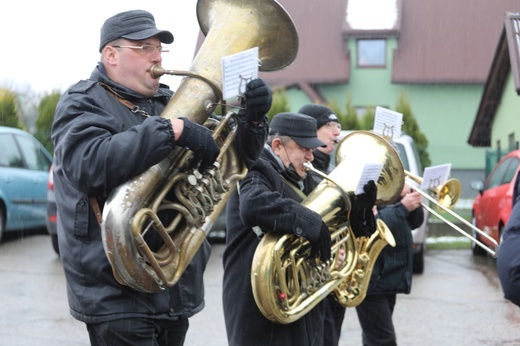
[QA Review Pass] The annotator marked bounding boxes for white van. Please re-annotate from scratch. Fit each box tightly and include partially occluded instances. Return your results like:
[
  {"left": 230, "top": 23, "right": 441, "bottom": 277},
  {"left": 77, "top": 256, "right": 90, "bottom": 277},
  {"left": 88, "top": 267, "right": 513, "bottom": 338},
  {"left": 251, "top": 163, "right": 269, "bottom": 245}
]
[
  {"left": 333, "top": 131, "right": 429, "bottom": 274},
  {"left": 392, "top": 133, "right": 429, "bottom": 274}
]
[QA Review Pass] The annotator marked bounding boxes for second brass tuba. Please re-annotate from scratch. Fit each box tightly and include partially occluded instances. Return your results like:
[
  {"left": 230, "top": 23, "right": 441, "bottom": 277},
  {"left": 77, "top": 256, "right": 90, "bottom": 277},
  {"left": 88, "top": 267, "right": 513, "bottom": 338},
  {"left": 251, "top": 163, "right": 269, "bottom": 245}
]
[
  {"left": 251, "top": 131, "right": 404, "bottom": 324},
  {"left": 101, "top": 0, "right": 298, "bottom": 293}
]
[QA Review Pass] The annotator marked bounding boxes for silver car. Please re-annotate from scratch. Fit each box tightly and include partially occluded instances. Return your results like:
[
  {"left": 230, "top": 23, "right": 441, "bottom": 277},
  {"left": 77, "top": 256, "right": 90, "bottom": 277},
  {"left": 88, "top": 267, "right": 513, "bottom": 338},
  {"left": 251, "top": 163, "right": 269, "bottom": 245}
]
[{"left": 392, "top": 134, "right": 429, "bottom": 274}]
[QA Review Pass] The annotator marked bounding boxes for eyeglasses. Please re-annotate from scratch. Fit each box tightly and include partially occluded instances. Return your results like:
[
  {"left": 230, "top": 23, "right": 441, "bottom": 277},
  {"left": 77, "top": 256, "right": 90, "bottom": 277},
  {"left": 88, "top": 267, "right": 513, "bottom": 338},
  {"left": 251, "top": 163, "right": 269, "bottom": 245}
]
[{"left": 111, "top": 44, "right": 169, "bottom": 55}]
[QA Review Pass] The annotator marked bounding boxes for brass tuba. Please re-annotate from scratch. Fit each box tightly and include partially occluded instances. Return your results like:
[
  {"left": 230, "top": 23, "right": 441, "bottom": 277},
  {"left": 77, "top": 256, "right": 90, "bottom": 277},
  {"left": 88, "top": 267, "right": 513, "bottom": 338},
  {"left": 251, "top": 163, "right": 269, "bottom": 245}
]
[
  {"left": 251, "top": 131, "right": 404, "bottom": 324},
  {"left": 101, "top": 0, "right": 298, "bottom": 293}
]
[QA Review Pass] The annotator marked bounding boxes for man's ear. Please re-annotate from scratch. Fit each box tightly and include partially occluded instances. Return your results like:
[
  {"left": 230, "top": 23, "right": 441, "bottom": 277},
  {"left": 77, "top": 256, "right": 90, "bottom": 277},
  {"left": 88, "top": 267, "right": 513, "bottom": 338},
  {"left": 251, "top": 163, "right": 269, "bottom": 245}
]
[
  {"left": 271, "top": 138, "right": 282, "bottom": 155},
  {"left": 103, "top": 46, "right": 118, "bottom": 65}
]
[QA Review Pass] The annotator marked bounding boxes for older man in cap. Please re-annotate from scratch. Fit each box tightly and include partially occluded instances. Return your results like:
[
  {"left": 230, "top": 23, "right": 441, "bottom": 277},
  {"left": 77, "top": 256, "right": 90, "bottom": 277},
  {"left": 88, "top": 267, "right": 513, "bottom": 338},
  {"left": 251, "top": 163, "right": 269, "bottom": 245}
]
[
  {"left": 52, "top": 9, "right": 272, "bottom": 345},
  {"left": 222, "top": 112, "right": 333, "bottom": 346}
]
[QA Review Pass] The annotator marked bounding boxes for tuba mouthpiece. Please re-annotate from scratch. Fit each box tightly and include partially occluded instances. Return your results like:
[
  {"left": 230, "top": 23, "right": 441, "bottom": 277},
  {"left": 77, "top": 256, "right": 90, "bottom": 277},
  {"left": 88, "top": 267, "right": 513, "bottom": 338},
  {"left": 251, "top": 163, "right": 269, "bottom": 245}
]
[{"left": 150, "top": 65, "right": 167, "bottom": 79}]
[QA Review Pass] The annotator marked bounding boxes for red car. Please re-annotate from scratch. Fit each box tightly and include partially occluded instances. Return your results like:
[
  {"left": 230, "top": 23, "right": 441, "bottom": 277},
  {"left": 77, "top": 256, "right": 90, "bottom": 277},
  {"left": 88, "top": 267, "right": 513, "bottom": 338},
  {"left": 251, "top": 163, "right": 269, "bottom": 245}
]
[{"left": 471, "top": 150, "right": 520, "bottom": 256}]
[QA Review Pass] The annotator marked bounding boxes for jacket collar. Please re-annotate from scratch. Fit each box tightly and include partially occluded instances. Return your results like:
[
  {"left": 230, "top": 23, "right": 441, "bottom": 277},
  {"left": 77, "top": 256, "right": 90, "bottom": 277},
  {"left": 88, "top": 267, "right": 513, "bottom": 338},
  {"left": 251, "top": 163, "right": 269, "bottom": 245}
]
[{"left": 263, "top": 145, "right": 304, "bottom": 190}]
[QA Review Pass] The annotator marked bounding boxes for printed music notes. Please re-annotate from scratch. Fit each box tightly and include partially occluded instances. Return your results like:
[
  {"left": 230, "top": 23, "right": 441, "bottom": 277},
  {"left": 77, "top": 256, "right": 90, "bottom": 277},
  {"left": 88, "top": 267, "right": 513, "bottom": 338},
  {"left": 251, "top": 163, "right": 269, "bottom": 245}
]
[
  {"left": 222, "top": 47, "right": 259, "bottom": 100},
  {"left": 373, "top": 106, "right": 403, "bottom": 139}
]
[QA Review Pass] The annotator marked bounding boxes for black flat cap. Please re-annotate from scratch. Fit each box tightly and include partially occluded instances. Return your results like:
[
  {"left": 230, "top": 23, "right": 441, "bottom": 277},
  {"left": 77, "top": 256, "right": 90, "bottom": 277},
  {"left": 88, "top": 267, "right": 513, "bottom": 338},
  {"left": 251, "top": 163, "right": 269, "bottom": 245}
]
[
  {"left": 270, "top": 112, "right": 326, "bottom": 149},
  {"left": 99, "top": 10, "right": 174, "bottom": 52}
]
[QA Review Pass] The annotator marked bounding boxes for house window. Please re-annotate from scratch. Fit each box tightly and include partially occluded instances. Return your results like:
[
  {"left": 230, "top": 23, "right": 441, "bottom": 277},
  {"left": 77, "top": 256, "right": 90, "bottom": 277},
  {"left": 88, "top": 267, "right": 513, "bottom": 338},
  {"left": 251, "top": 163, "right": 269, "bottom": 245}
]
[{"left": 357, "top": 39, "right": 386, "bottom": 67}]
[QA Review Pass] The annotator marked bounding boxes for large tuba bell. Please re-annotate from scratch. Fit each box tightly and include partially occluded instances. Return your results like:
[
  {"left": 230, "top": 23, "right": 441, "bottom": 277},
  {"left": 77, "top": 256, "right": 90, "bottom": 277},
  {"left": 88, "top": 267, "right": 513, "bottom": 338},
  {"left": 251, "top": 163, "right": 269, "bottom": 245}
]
[
  {"left": 101, "top": 0, "right": 298, "bottom": 293},
  {"left": 251, "top": 131, "right": 404, "bottom": 324}
]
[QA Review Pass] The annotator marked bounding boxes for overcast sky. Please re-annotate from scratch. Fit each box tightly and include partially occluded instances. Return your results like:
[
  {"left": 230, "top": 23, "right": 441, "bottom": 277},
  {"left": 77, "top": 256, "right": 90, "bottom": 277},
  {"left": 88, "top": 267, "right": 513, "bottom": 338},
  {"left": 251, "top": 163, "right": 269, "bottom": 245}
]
[
  {"left": 0, "top": 0, "right": 395, "bottom": 96},
  {"left": 0, "top": 1, "right": 199, "bottom": 95}
]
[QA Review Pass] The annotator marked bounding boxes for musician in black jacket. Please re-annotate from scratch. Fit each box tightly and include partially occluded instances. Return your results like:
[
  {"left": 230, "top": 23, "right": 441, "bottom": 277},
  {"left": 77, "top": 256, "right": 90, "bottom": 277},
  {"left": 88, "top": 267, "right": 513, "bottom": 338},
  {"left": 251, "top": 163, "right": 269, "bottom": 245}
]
[
  {"left": 222, "top": 112, "right": 332, "bottom": 346},
  {"left": 355, "top": 185, "right": 424, "bottom": 346},
  {"left": 52, "top": 9, "right": 271, "bottom": 345},
  {"left": 222, "top": 111, "right": 377, "bottom": 346}
]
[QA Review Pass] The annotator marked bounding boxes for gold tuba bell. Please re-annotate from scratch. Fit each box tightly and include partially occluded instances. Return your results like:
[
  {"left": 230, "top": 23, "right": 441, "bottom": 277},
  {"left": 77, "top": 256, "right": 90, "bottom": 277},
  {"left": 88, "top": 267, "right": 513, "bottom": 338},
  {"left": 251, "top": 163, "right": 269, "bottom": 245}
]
[
  {"left": 101, "top": 0, "right": 298, "bottom": 293},
  {"left": 251, "top": 131, "right": 404, "bottom": 324}
]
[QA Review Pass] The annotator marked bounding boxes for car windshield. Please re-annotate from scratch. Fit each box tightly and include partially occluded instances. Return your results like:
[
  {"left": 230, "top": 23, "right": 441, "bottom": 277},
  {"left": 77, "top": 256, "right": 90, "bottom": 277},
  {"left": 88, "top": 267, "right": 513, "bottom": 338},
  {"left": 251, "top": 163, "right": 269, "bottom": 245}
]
[{"left": 487, "top": 157, "right": 520, "bottom": 189}]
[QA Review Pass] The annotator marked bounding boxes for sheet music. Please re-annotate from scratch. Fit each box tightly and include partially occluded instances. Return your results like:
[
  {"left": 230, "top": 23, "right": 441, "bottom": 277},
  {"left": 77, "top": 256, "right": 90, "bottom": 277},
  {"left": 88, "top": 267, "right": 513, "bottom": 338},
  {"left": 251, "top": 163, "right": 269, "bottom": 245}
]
[
  {"left": 222, "top": 47, "right": 259, "bottom": 100},
  {"left": 373, "top": 106, "right": 403, "bottom": 139},
  {"left": 355, "top": 163, "right": 383, "bottom": 195},
  {"left": 420, "top": 164, "right": 452, "bottom": 190}
]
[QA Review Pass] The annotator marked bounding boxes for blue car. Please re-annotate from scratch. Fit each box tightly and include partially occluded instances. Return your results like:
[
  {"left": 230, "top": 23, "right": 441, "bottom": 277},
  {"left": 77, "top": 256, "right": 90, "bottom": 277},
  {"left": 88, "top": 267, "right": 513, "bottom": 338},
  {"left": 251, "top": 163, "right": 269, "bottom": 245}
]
[{"left": 0, "top": 126, "right": 52, "bottom": 241}]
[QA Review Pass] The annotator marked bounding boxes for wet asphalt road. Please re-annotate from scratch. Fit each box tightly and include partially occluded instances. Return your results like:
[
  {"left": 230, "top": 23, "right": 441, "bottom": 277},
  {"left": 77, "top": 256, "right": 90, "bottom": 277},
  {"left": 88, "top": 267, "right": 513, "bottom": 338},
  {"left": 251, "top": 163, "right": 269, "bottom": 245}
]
[{"left": 0, "top": 233, "right": 519, "bottom": 346}]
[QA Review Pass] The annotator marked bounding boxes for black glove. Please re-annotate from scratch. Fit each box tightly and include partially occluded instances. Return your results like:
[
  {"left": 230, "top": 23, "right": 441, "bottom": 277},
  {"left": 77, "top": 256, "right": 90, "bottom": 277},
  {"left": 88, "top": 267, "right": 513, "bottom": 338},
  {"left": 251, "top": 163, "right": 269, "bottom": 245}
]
[
  {"left": 350, "top": 180, "right": 377, "bottom": 238},
  {"left": 176, "top": 118, "right": 220, "bottom": 172},
  {"left": 308, "top": 222, "right": 332, "bottom": 263},
  {"left": 238, "top": 78, "right": 272, "bottom": 123}
]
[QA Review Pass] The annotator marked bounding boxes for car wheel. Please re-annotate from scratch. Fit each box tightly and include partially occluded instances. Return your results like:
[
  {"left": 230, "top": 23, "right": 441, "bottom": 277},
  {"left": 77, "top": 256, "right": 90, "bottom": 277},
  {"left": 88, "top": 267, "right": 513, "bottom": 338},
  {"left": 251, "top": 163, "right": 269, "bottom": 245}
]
[
  {"left": 413, "top": 246, "right": 424, "bottom": 274},
  {"left": 471, "top": 215, "right": 487, "bottom": 256},
  {"left": 51, "top": 234, "right": 60, "bottom": 255}
]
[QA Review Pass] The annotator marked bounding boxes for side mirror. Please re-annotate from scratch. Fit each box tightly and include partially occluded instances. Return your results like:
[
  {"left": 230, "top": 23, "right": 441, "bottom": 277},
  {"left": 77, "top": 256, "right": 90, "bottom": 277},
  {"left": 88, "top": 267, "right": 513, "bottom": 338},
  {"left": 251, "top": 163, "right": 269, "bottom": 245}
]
[{"left": 470, "top": 180, "right": 484, "bottom": 193}]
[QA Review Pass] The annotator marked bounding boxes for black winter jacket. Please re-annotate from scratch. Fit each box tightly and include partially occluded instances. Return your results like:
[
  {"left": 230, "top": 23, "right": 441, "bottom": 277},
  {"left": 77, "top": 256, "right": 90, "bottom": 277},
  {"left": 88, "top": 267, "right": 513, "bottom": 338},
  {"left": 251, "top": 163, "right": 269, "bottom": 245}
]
[
  {"left": 52, "top": 64, "right": 267, "bottom": 324},
  {"left": 223, "top": 147, "right": 326, "bottom": 346},
  {"left": 367, "top": 199, "right": 424, "bottom": 295}
]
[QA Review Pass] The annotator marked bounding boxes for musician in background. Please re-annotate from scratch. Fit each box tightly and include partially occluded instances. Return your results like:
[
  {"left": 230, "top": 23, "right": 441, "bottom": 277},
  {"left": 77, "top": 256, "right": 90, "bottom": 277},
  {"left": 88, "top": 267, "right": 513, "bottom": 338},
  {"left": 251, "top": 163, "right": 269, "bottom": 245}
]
[
  {"left": 52, "top": 10, "right": 272, "bottom": 345},
  {"left": 299, "top": 104, "right": 342, "bottom": 194},
  {"left": 355, "top": 185, "right": 424, "bottom": 346},
  {"left": 299, "top": 104, "right": 345, "bottom": 346},
  {"left": 497, "top": 173, "right": 520, "bottom": 307}
]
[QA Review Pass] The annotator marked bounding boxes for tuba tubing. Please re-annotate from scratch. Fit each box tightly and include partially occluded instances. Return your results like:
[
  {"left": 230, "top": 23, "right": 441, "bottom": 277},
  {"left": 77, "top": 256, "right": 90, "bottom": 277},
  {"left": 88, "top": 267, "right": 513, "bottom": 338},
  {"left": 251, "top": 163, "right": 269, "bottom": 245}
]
[
  {"left": 101, "top": 0, "right": 298, "bottom": 293},
  {"left": 332, "top": 219, "right": 395, "bottom": 307}
]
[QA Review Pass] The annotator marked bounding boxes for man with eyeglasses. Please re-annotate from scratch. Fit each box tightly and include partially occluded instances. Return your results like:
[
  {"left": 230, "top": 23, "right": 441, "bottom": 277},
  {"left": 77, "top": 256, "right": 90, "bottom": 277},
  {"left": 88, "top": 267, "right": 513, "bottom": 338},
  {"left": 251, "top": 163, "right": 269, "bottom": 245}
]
[
  {"left": 299, "top": 104, "right": 342, "bottom": 194},
  {"left": 51, "top": 9, "right": 272, "bottom": 346}
]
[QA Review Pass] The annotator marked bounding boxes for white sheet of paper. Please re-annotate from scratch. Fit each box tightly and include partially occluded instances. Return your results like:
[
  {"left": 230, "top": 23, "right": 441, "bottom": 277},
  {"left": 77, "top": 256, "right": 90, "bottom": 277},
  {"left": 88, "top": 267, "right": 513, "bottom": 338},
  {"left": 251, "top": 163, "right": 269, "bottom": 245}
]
[
  {"left": 355, "top": 163, "right": 383, "bottom": 195},
  {"left": 420, "top": 164, "right": 452, "bottom": 190},
  {"left": 373, "top": 106, "right": 403, "bottom": 139},
  {"left": 221, "top": 47, "right": 259, "bottom": 100}
]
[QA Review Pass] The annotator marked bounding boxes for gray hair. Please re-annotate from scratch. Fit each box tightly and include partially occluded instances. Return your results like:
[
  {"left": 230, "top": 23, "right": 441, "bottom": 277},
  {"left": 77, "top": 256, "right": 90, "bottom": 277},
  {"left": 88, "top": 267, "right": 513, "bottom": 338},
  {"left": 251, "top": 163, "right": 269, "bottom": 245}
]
[{"left": 266, "top": 134, "right": 292, "bottom": 147}]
